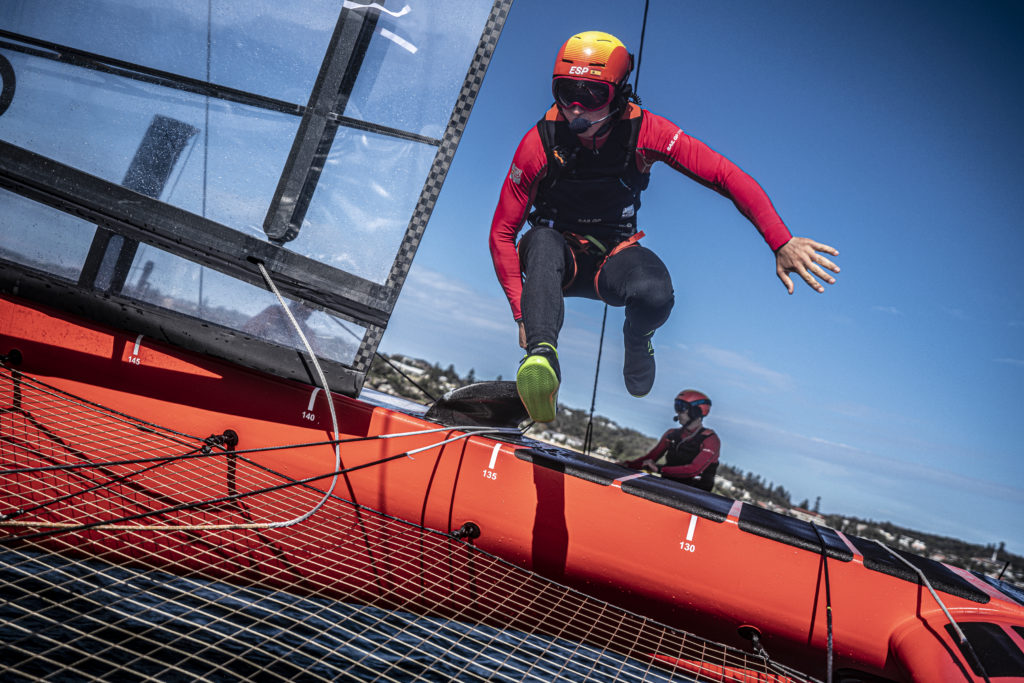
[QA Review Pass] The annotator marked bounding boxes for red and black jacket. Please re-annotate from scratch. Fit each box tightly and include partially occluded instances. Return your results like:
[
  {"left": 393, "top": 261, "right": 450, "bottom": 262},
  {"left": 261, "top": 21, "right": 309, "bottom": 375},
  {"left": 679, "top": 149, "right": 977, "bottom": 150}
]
[
  {"left": 624, "top": 427, "right": 721, "bottom": 491},
  {"left": 489, "top": 104, "right": 793, "bottom": 321}
]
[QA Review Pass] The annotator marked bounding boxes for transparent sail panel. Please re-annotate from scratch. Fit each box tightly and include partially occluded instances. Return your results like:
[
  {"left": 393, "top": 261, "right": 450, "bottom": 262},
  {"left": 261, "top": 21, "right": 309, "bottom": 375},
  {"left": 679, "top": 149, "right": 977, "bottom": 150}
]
[
  {"left": 0, "top": 1, "right": 508, "bottom": 389},
  {"left": 0, "top": 187, "right": 94, "bottom": 281},
  {"left": 0, "top": 187, "right": 365, "bottom": 366},
  {"left": 291, "top": 127, "right": 437, "bottom": 283},
  {"left": 126, "top": 251, "right": 365, "bottom": 366},
  {"left": 0, "top": 0, "right": 338, "bottom": 105},
  {"left": 345, "top": 1, "right": 494, "bottom": 137},
  {"left": 0, "top": 46, "right": 299, "bottom": 232}
]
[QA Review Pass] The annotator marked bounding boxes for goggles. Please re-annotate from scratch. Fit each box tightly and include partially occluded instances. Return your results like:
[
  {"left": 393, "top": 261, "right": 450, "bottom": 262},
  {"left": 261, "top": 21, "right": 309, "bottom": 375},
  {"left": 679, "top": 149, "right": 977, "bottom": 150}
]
[
  {"left": 675, "top": 398, "right": 709, "bottom": 418},
  {"left": 552, "top": 78, "right": 614, "bottom": 111}
]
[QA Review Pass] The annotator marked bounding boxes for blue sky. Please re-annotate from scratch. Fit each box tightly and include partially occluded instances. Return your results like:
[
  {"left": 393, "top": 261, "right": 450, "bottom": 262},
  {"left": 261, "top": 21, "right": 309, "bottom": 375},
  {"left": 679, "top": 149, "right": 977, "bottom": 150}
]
[{"left": 379, "top": 0, "right": 1024, "bottom": 555}]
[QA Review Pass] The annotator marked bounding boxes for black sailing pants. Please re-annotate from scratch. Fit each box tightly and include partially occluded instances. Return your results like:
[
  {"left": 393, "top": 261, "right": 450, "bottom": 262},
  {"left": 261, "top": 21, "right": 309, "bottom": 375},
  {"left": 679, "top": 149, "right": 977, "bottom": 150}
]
[{"left": 518, "top": 227, "right": 675, "bottom": 350}]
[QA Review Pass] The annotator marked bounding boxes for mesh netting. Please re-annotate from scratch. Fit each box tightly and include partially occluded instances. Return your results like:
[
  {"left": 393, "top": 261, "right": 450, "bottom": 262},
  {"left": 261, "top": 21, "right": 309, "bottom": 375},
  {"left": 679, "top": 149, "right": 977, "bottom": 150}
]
[{"left": 1, "top": 365, "right": 812, "bottom": 682}]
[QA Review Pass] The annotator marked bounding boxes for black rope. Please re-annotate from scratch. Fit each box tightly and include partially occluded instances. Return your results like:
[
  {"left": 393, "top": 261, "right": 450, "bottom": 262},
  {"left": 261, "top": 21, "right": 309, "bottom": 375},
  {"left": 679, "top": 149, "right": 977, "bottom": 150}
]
[
  {"left": 329, "top": 317, "right": 437, "bottom": 402},
  {"left": 1, "top": 446, "right": 207, "bottom": 522},
  {"left": 583, "top": 305, "right": 608, "bottom": 456},
  {"left": 1, "top": 418, "right": 515, "bottom": 542},
  {"left": 997, "top": 560, "right": 1010, "bottom": 581},
  {"left": 745, "top": 628, "right": 777, "bottom": 673},
  {"left": 633, "top": 0, "right": 650, "bottom": 95},
  {"left": 583, "top": 0, "right": 653, "bottom": 456},
  {"left": 736, "top": 625, "right": 820, "bottom": 682},
  {"left": 1, "top": 362, "right": 210, "bottom": 448},
  {"left": 812, "top": 525, "right": 835, "bottom": 683},
  {"left": 0, "top": 431, "right": 237, "bottom": 523},
  {"left": 0, "top": 426, "right": 512, "bottom": 545},
  {"left": 2, "top": 439, "right": 232, "bottom": 475},
  {"left": 0, "top": 447, "right": 424, "bottom": 544},
  {"left": 371, "top": 350, "right": 438, "bottom": 402},
  {"left": 1, "top": 424, "right": 518, "bottom": 476}
]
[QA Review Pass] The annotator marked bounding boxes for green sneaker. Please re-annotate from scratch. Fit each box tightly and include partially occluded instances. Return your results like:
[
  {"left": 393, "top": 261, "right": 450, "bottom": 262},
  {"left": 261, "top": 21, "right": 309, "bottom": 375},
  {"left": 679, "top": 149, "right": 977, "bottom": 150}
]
[{"left": 516, "top": 342, "right": 561, "bottom": 423}]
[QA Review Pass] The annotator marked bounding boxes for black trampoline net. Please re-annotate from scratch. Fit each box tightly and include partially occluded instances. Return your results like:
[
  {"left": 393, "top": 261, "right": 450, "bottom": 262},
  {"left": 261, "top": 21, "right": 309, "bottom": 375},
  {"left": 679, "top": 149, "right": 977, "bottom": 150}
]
[{"left": 1, "top": 364, "right": 815, "bottom": 682}]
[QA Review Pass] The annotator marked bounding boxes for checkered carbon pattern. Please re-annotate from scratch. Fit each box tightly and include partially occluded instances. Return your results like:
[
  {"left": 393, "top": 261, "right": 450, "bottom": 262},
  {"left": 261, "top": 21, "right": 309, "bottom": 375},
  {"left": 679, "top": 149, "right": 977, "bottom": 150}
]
[
  {"left": 352, "top": 324, "right": 383, "bottom": 376},
  {"left": 349, "top": 0, "right": 511, "bottom": 381},
  {"left": 381, "top": 0, "right": 512, "bottom": 304}
]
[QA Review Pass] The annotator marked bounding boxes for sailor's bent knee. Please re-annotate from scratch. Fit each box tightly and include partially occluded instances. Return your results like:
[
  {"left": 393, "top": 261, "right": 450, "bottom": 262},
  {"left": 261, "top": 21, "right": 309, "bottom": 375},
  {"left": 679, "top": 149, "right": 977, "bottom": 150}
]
[{"left": 629, "top": 276, "right": 675, "bottom": 311}]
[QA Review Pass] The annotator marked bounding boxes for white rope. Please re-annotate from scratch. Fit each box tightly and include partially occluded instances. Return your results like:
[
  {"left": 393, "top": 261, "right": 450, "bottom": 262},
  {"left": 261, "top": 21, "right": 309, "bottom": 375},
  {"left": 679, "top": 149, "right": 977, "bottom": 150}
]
[
  {"left": 0, "top": 426, "right": 521, "bottom": 531},
  {"left": 0, "top": 424, "right": 518, "bottom": 475},
  {"left": 2, "top": 342, "right": 522, "bottom": 533},
  {"left": 252, "top": 262, "right": 341, "bottom": 528}
]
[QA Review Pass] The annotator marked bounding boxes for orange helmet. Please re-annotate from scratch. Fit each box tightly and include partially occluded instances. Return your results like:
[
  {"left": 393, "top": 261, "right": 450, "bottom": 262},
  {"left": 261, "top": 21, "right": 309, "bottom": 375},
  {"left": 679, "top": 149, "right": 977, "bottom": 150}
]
[
  {"left": 552, "top": 31, "right": 634, "bottom": 88},
  {"left": 675, "top": 390, "right": 711, "bottom": 420}
]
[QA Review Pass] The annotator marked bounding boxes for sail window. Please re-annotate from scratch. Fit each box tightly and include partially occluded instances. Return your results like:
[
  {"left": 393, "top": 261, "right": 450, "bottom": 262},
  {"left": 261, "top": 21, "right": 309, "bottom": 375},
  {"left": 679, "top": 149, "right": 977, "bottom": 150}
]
[{"left": 0, "top": 1, "right": 510, "bottom": 394}]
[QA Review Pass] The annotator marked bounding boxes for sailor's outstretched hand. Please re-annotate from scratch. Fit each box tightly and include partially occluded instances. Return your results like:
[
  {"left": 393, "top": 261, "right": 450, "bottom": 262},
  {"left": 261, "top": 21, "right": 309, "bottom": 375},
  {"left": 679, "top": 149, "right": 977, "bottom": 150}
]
[{"left": 775, "top": 237, "right": 840, "bottom": 294}]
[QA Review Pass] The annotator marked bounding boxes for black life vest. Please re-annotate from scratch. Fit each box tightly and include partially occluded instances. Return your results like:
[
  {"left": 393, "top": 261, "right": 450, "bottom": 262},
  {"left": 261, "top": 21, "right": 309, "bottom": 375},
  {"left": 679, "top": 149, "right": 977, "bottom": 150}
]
[
  {"left": 663, "top": 428, "right": 716, "bottom": 469},
  {"left": 529, "top": 104, "right": 649, "bottom": 243}
]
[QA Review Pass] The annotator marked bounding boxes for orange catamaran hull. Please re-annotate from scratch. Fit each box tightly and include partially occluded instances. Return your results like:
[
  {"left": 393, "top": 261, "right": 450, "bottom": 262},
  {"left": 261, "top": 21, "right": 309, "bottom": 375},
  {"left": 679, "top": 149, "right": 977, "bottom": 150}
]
[{"left": 3, "top": 294, "right": 1023, "bottom": 683}]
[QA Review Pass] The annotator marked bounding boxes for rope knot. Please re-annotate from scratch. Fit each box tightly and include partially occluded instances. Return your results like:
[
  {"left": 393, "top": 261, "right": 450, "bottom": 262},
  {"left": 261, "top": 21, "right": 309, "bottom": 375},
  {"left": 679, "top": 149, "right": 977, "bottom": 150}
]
[{"left": 203, "top": 430, "right": 239, "bottom": 450}]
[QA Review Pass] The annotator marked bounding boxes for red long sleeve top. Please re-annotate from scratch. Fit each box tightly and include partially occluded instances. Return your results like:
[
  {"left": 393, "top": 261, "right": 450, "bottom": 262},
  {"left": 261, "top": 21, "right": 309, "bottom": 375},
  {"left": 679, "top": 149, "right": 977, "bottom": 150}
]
[
  {"left": 624, "top": 427, "right": 721, "bottom": 479},
  {"left": 488, "top": 108, "right": 793, "bottom": 321}
]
